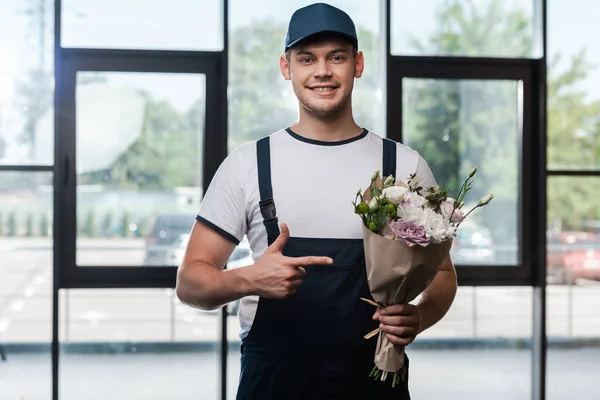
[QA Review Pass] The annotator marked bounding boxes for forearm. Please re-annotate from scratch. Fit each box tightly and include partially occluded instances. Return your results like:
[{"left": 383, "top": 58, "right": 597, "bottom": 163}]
[
  {"left": 416, "top": 267, "right": 457, "bottom": 333},
  {"left": 176, "top": 261, "right": 254, "bottom": 311}
]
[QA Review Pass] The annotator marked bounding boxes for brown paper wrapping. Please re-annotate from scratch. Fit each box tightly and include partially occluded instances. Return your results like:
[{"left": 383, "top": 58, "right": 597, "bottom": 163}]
[{"left": 362, "top": 221, "right": 452, "bottom": 372}]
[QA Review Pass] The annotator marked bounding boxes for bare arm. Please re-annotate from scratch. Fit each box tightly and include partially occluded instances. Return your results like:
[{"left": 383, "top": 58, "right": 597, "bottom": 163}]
[
  {"left": 175, "top": 221, "right": 253, "bottom": 311},
  {"left": 416, "top": 253, "right": 457, "bottom": 333},
  {"left": 176, "top": 222, "right": 334, "bottom": 311}
]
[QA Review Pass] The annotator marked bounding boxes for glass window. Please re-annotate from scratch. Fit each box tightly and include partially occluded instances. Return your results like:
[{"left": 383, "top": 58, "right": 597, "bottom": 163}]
[
  {"left": 547, "top": 0, "right": 600, "bottom": 171},
  {"left": 0, "top": 171, "right": 52, "bottom": 399},
  {"left": 403, "top": 78, "right": 520, "bottom": 266},
  {"left": 0, "top": 0, "right": 54, "bottom": 165},
  {"left": 73, "top": 72, "right": 205, "bottom": 267},
  {"left": 59, "top": 289, "right": 220, "bottom": 399},
  {"left": 61, "top": 0, "right": 223, "bottom": 51},
  {"left": 408, "top": 287, "right": 532, "bottom": 398},
  {"left": 391, "top": 0, "right": 537, "bottom": 58},
  {"left": 228, "top": 0, "right": 383, "bottom": 151},
  {"left": 547, "top": 176, "right": 600, "bottom": 399}
]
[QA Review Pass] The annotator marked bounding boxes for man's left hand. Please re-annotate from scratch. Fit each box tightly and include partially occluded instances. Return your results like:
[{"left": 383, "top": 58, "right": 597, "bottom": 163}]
[{"left": 372, "top": 304, "right": 421, "bottom": 346}]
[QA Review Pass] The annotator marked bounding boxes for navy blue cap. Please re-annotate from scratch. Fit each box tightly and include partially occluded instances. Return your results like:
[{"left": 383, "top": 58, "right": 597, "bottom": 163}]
[{"left": 284, "top": 3, "right": 358, "bottom": 51}]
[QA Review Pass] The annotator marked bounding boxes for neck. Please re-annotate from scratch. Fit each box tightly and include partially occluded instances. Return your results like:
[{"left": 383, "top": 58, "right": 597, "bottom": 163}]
[{"left": 291, "top": 100, "right": 363, "bottom": 142}]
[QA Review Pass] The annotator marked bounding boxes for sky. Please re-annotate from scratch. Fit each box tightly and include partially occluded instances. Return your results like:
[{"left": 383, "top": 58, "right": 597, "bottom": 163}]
[{"left": 0, "top": 0, "right": 599, "bottom": 163}]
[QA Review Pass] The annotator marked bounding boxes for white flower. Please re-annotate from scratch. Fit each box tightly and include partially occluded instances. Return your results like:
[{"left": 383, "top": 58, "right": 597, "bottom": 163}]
[
  {"left": 382, "top": 186, "right": 408, "bottom": 205},
  {"left": 397, "top": 204, "right": 426, "bottom": 223},
  {"left": 422, "top": 208, "right": 456, "bottom": 243},
  {"left": 402, "top": 191, "right": 427, "bottom": 207}
]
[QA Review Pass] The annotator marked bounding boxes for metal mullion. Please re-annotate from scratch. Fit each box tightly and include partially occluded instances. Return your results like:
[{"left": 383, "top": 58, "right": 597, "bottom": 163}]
[
  {"left": 0, "top": 165, "right": 53, "bottom": 172},
  {"left": 532, "top": 1, "right": 548, "bottom": 399},
  {"left": 219, "top": 1, "right": 230, "bottom": 400},
  {"left": 53, "top": 0, "right": 63, "bottom": 397},
  {"left": 547, "top": 170, "right": 600, "bottom": 177}
]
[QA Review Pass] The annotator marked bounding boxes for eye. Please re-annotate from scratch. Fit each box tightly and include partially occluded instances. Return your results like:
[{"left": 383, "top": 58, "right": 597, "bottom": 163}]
[
  {"left": 299, "top": 57, "right": 313, "bottom": 63},
  {"left": 331, "top": 55, "right": 345, "bottom": 62}
]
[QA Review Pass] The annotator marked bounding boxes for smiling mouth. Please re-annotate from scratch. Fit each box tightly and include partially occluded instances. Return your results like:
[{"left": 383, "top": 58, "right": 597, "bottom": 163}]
[{"left": 309, "top": 86, "right": 338, "bottom": 92}]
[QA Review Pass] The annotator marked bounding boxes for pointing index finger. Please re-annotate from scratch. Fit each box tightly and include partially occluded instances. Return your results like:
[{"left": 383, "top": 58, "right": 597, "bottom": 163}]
[{"left": 288, "top": 256, "right": 334, "bottom": 267}]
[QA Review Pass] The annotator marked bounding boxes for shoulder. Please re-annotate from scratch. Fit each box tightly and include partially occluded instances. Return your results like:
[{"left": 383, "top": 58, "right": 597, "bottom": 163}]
[
  {"left": 368, "top": 132, "right": 436, "bottom": 185},
  {"left": 228, "top": 129, "right": 288, "bottom": 167}
]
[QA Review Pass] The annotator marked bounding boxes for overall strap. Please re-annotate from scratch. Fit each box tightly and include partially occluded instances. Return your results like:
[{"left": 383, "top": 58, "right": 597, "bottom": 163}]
[
  {"left": 382, "top": 138, "right": 397, "bottom": 179},
  {"left": 256, "top": 136, "right": 280, "bottom": 245}
]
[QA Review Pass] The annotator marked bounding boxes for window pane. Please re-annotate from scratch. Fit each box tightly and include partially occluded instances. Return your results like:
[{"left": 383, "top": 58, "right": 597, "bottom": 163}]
[
  {"left": 408, "top": 287, "right": 531, "bottom": 399},
  {"left": 61, "top": 0, "right": 223, "bottom": 51},
  {"left": 547, "top": 176, "right": 600, "bottom": 400},
  {"left": 0, "top": 0, "right": 54, "bottom": 165},
  {"left": 59, "top": 289, "right": 219, "bottom": 399},
  {"left": 403, "top": 79, "right": 520, "bottom": 266},
  {"left": 0, "top": 171, "right": 52, "bottom": 399},
  {"left": 391, "top": 0, "right": 537, "bottom": 58},
  {"left": 228, "top": 1, "right": 383, "bottom": 151},
  {"left": 74, "top": 72, "right": 204, "bottom": 266},
  {"left": 547, "top": 0, "right": 600, "bottom": 171}
]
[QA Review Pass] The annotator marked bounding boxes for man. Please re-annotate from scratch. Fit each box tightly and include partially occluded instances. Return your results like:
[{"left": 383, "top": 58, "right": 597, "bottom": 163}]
[{"left": 176, "top": 3, "right": 457, "bottom": 399}]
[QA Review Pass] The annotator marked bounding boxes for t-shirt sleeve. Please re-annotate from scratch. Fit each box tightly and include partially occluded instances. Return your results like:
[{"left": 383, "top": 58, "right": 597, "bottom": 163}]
[
  {"left": 196, "top": 150, "right": 247, "bottom": 245},
  {"left": 415, "top": 152, "right": 437, "bottom": 189}
]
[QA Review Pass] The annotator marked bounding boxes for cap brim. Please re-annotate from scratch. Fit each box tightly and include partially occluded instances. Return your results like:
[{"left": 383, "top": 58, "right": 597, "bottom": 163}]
[{"left": 285, "top": 30, "right": 358, "bottom": 51}]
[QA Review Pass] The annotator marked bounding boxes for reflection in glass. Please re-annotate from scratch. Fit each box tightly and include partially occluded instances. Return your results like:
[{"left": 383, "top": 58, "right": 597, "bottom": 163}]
[
  {"left": 74, "top": 72, "right": 205, "bottom": 266},
  {"left": 391, "top": 0, "right": 536, "bottom": 58},
  {"left": 58, "top": 289, "right": 220, "bottom": 400},
  {"left": 61, "top": 0, "right": 223, "bottom": 51},
  {"left": 228, "top": 0, "right": 383, "bottom": 151},
  {"left": 547, "top": 0, "right": 600, "bottom": 171},
  {"left": 0, "top": 0, "right": 54, "bottom": 165},
  {"left": 0, "top": 172, "right": 52, "bottom": 398},
  {"left": 547, "top": 176, "right": 600, "bottom": 400},
  {"left": 403, "top": 78, "right": 520, "bottom": 266}
]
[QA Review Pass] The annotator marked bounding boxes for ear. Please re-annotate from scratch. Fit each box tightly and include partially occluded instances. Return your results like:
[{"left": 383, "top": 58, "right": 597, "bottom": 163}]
[
  {"left": 354, "top": 51, "right": 364, "bottom": 79},
  {"left": 280, "top": 54, "right": 291, "bottom": 81}
]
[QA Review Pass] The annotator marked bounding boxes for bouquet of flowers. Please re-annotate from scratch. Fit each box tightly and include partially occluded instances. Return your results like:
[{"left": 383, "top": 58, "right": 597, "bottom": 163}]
[{"left": 353, "top": 168, "right": 493, "bottom": 387}]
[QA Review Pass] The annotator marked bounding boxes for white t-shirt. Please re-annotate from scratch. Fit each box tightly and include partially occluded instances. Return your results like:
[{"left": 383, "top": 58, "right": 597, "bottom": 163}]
[{"left": 197, "top": 128, "right": 436, "bottom": 339}]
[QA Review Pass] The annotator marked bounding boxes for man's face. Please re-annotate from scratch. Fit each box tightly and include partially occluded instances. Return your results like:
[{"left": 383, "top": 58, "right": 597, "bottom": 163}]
[{"left": 280, "top": 36, "right": 364, "bottom": 118}]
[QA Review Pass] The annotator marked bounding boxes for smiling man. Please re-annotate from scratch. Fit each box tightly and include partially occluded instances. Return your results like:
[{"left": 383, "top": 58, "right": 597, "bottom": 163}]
[{"left": 176, "top": 3, "right": 458, "bottom": 399}]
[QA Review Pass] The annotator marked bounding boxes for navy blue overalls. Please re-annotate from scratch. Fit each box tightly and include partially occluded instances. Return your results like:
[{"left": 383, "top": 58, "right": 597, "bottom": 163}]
[{"left": 236, "top": 136, "right": 411, "bottom": 400}]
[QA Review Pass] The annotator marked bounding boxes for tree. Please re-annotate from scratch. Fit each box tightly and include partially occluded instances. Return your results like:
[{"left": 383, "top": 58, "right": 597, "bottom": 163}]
[{"left": 546, "top": 50, "right": 600, "bottom": 228}]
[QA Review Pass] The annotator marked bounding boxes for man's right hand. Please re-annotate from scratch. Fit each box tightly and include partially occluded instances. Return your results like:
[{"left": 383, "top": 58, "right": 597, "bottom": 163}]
[{"left": 246, "top": 223, "right": 333, "bottom": 299}]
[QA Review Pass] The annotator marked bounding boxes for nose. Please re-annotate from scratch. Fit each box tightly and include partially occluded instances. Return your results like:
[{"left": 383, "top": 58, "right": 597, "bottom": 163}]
[{"left": 314, "top": 59, "right": 333, "bottom": 78}]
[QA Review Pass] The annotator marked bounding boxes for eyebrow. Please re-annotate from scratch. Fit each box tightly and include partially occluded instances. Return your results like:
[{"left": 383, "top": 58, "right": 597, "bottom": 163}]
[{"left": 295, "top": 48, "right": 349, "bottom": 57}]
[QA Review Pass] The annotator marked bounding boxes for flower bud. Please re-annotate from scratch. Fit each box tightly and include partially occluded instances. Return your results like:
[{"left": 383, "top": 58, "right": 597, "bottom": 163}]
[
  {"left": 355, "top": 203, "right": 370, "bottom": 214},
  {"left": 370, "top": 197, "right": 379, "bottom": 210},
  {"left": 383, "top": 175, "right": 395, "bottom": 187},
  {"left": 371, "top": 170, "right": 380, "bottom": 181},
  {"left": 478, "top": 194, "right": 494, "bottom": 206},
  {"left": 368, "top": 221, "right": 378, "bottom": 232},
  {"left": 469, "top": 167, "right": 477, "bottom": 178},
  {"left": 387, "top": 203, "right": 396, "bottom": 215}
]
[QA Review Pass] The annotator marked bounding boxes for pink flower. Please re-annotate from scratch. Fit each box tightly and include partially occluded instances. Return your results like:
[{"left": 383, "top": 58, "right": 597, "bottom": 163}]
[
  {"left": 440, "top": 199, "right": 465, "bottom": 223},
  {"left": 390, "top": 220, "right": 430, "bottom": 247}
]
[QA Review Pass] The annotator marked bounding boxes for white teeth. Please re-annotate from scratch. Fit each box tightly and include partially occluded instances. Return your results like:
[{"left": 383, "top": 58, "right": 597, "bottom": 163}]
[{"left": 312, "top": 87, "right": 334, "bottom": 91}]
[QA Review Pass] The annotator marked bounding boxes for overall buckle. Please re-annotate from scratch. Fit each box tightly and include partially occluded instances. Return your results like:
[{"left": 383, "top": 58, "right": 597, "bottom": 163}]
[{"left": 259, "top": 198, "right": 277, "bottom": 221}]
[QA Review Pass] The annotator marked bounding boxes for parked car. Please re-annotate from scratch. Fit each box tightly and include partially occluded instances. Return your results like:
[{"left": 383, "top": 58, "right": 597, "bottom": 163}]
[
  {"left": 143, "top": 213, "right": 195, "bottom": 266},
  {"left": 547, "top": 231, "right": 600, "bottom": 284},
  {"left": 450, "top": 222, "right": 495, "bottom": 265}
]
